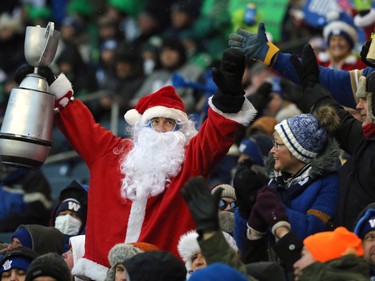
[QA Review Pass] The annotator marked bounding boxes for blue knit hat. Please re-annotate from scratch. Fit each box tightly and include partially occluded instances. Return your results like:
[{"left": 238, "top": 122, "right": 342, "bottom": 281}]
[
  {"left": 12, "top": 226, "right": 32, "bottom": 249},
  {"left": 274, "top": 113, "right": 328, "bottom": 163},
  {"left": 0, "top": 247, "right": 38, "bottom": 274},
  {"left": 354, "top": 208, "right": 375, "bottom": 239}
]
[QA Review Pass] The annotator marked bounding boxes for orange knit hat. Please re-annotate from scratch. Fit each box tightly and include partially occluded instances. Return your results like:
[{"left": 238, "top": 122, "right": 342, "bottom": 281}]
[{"left": 303, "top": 227, "right": 363, "bottom": 262}]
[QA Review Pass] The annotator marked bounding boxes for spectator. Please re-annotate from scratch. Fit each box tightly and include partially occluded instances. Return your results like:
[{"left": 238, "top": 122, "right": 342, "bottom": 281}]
[
  {"left": 16, "top": 47, "right": 256, "bottom": 280},
  {"left": 178, "top": 229, "right": 238, "bottom": 278},
  {"left": 317, "top": 20, "right": 366, "bottom": 70},
  {"left": 354, "top": 203, "right": 375, "bottom": 279},
  {"left": 50, "top": 180, "right": 88, "bottom": 252},
  {"left": 62, "top": 235, "right": 85, "bottom": 279},
  {"left": 293, "top": 227, "right": 368, "bottom": 280},
  {"left": 104, "top": 242, "right": 159, "bottom": 281},
  {"left": 189, "top": 263, "right": 249, "bottom": 281},
  {"left": 25, "top": 252, "right": 72, "bottom": 281},
  {"left": 7, "top": 224, "right": 64, "bottom": 255},
  {"left": 123, "top": 250, "right": 186, "bottom": 281},
  {"left": 0, "top": 246, "right": 39, "bottom": 281},
  {"left": 210, "top": 184, "right": 237, "bottom": 236}
]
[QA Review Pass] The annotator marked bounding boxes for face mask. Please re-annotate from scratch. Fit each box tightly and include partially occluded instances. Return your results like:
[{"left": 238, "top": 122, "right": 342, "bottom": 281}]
[{"left": 55, "top": 214, "right": 82, "bottom": 235}]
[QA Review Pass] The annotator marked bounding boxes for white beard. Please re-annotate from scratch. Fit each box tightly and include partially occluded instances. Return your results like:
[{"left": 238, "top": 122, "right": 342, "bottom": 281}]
[{"left": 120, "top": 126, "right": 186, "bottom": 201}]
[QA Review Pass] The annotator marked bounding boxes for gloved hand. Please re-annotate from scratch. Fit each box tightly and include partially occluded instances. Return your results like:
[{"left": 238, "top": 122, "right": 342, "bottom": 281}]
[
  {"left": 360, "top": 40, "right": 375, "bottom": 68},
  {"left": 14, "top": 64, "right": 57, "bottom": 85},
  {"left": 233, "top": 159, "right": 268, "bottom": 219},
  {"left": 247, "top": 81, "right": 273, "bottom": 112},
  {"left": 228, "top": 23, "right": 280, "bottom": 66},
  {"left": 290, "top": 44, "right": 332, "bottom": 112},
  {"left": 211, "top": 48, "right": 246, "bottom": 113},
  {"left": 290, "top": 44, "right": 319, "bottom": 90},
  {"left": 181, "top": 176, "right": 221, "bottom": 233},
  {"left": 253, "top": 186, "right": 290, "bottom": 236},
  {"left": 247, "top": 201, "right": 268, "bottom": 240}
]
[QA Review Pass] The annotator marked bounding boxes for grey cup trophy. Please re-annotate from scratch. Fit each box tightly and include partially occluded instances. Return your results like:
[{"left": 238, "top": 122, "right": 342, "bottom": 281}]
[{"left": 0, "top": 22, "right": 60, "bottom": 168}]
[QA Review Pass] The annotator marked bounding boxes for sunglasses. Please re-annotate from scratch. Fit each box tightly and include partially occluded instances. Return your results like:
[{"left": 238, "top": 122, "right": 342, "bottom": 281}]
[{"left": 218, "top": 199, "right": 237, "bottom": 211}]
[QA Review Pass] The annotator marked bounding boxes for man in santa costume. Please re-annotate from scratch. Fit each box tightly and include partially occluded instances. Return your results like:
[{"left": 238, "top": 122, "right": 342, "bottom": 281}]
[{"left": 20, "top": 48, "right": 256, "bottom": 280}]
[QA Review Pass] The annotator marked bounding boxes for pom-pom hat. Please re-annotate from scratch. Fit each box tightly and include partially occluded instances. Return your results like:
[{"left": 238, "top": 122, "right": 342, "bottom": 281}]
[
  {"left": 274, "top": 113, "right": 328, "bottom": 163},
  {"left": 124, "top": 86, "right": 188, "bottom": 126}
]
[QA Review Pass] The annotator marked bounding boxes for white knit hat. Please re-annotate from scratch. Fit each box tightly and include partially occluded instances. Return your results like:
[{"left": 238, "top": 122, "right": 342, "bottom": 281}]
[{"left": 323, "top": 20, "right": 358, "bottom": 48}]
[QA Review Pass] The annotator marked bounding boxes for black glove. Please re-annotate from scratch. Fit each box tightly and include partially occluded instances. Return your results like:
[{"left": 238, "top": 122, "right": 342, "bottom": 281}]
[
  {"left": 181, "top": 176, "right": 221, "bottom": 233},
  {"left": 290, "top": 44, "right": 319, "bottom": 90},
  {"left": 247, "top": 81, "right": 273, "bottom": 112},
  {"left": 14, "top": 64, "right": 57, "bottom": 85},
  {"left": 360, "top": 40, "right": 375, "bottom": 68},
  {"left": 289, "top": 44, "right": 333, "bottom": 112},
  {"left": 233, "top": 159, "right": 268, "bottom": 219},
  {"left": 211, "top": 48, "right": 245, "bottom": 113}
]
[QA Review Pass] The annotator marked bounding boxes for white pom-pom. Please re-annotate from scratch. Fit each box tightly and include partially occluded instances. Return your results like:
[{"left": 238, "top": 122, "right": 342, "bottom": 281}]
[{"left": 124, "top": 109, "right": 141, "bottom": 126}]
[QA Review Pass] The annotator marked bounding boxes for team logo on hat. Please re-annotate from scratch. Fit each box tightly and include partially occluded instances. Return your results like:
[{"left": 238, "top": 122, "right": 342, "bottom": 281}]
[{"left": 3, "top": 260, "right": 12, "bottom": 271}]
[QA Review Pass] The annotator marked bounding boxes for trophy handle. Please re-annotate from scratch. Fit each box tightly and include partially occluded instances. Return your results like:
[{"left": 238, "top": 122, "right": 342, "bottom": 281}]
[{"left": 38, "top": 22, "right": 56, "bottom": 66}]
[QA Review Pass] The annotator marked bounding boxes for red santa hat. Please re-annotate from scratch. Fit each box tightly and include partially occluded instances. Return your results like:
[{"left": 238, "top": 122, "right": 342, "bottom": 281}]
[{"left": 124, "top": 86, "right": 188, "bottom": 126}]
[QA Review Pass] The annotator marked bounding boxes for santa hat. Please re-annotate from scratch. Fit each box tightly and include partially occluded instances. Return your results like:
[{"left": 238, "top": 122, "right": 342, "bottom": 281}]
[
  {"left": 124, "top": 86, "right": 188, "bottom": 126},
  {"left": 177, "top": 230, "right": 238, "bottom": 272},
  {"left": 304, "top": 227, "right": 363, "bottom": 263},
  {"left": 323, "top": 20, "right": 358, "bottom": 49}
]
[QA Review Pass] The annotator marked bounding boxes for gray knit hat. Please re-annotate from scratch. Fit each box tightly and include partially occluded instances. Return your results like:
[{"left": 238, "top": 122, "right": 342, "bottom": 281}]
[
  {"left": 25, "top": 252, "right": 72, "bottom": 281},
  {"left": 210, "top": 184, "right": 236, "bottom": 200}
]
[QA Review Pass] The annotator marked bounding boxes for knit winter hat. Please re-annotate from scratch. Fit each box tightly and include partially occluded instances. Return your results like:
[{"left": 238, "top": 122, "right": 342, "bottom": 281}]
[
  {"left": 0, "top": 247, "right": 39, "bottom": 274},
  {"left": 25, "top": 252, "right": 72, "bottom": 281},
  {"left": 357, "top": 73, "right": 375, "bottom": 124},
  {"left": 354, "top": 208, "right": 375, "bottom": 239},
  {"left": 210, "top": 184, "right": 236, "bottom": 200},
  {"left": 304, "top": 227, "right": 363, "bottom": 262},
  {"left": 189, "top": 263, "right": 248, "bottom": 281},
  {"left": 105, "top": 242, "right": 160, "bottom": 281},
  {"left": 123, "top": 250, "right": 186, "bottom": 281},
  {"left": 323, "top": 20, "right": 358, "bottom": 49},
  {"left": 11, "top": 226, "right": 32, "bottom": 249},
  {"left": 124, "top": 86, "right": 188, "bottom": 126},
  {"left": 177, "top": 230, "right": 238, "bottom": 272},
  {"left": 274, "top": 113, "right": 328, "bottom": 163}
]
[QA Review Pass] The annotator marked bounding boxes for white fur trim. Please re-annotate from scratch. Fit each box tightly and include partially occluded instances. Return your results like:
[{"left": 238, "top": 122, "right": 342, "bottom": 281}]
[
  {"left": 70, "top": 235, "right": 85, "bottom": 266},
  {"left": 354, "top": 9, "right": 375, "bottom": 27},
  {"left": 124, "top": 109, "right": 141, "bottom": 126},
  {"left": 208, "top": 97, "right": 257, "bottom": 126},
  {"left": 177, "top": 230, "right": 200, "bottom": 272},
  {"left": 72, "top": 257, "right": 108, "bottom": 281},
  {"left": 323, "top": 21, "right": 358, "bottom": 45},
  {"left": 275, "top": 120, "right": 317, "bottom": 163},
  {"left": 271, "top": 221, "right": 291, "bottom": 237},
  {"left": 124, "top": 198, "right": 147, "bottom": 243},
  {"left": 50, "top": 73, "right": 73, "bottom": 100},
  {"left": 141, "top": 106, "right": 188, "bottom": 124}
]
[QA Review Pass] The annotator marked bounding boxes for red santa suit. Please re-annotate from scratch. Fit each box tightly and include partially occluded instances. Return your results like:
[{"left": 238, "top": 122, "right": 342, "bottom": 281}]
[{"left": 50, "top": 75, "right": 256, "bottom": 280}]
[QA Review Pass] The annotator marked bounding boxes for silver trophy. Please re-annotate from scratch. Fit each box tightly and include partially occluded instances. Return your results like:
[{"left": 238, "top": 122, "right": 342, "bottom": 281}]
[{"left": 0, "top": 22, "right": 60, "bottom": 168}]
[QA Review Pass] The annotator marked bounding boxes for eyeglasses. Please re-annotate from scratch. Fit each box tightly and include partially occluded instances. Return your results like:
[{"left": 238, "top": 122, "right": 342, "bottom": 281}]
[
  {"left": 272, "top": 139, "right": 285, "bottom": 149},
  {"left": 218, "top": 199, "right": 237, "bottom": 211}
]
